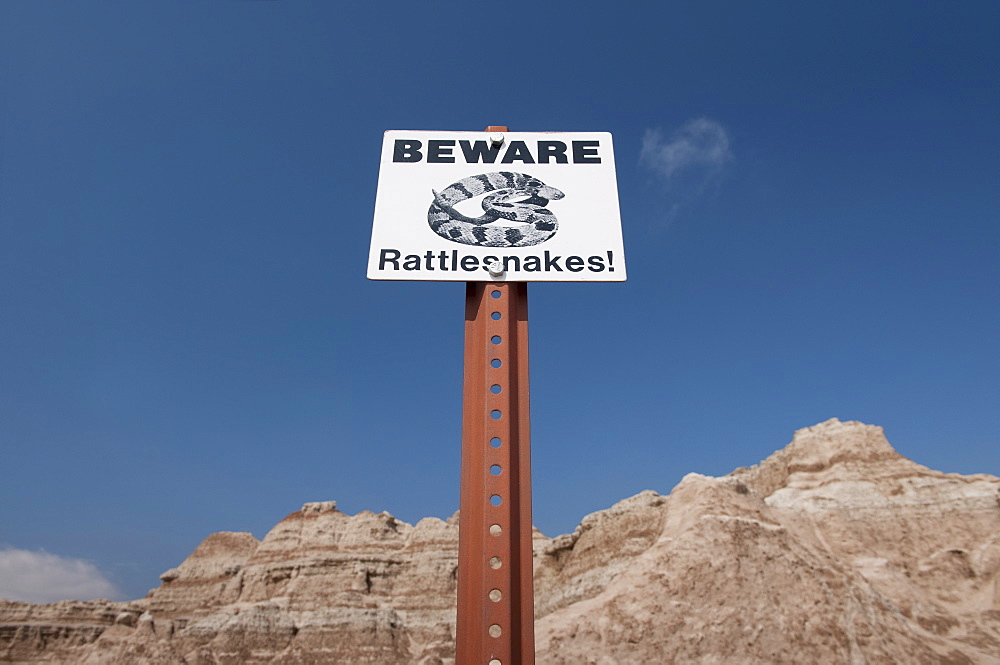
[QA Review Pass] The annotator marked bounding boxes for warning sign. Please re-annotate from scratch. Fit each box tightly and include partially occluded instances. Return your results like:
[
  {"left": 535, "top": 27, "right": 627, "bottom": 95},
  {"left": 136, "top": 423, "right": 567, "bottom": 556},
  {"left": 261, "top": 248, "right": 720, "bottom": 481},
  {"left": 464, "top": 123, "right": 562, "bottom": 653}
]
[{"left": 368, "top": 130, "right": 626, "bottom": 282}]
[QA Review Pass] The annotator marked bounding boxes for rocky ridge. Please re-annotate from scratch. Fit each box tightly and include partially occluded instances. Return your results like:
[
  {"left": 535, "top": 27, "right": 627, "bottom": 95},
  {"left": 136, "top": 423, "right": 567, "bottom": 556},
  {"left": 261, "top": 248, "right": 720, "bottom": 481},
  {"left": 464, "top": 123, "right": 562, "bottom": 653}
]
[{"left": 2, "top": 419, "right": 998, "bottom": 663}]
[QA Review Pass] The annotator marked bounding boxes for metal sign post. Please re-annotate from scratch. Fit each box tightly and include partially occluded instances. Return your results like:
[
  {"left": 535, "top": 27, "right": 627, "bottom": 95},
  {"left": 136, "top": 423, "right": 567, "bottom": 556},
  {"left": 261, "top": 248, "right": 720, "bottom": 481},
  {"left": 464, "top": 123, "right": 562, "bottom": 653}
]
[
  {"left": 456, "top": 217, "right": 534, "bottom": 664},
  {"left": 367, "top": 123, "right": 625, "bottom": 665}
]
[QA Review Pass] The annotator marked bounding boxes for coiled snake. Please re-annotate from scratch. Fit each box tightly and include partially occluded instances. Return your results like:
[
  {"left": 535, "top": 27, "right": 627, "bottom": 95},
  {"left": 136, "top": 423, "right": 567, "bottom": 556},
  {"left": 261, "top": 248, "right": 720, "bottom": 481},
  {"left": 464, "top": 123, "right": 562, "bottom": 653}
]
[{"left": 428, "top": 172, "right": 564, "bottom": 247}]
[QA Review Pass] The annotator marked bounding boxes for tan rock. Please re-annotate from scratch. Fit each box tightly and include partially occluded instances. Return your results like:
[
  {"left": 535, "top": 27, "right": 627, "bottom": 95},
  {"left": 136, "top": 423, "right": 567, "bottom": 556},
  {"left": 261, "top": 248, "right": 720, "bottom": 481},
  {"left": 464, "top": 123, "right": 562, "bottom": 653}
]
[
  {"left": 146, "top": 531, "right": 260, "bottom": 619},
  {"left": 2, "top": 419, "right": 997, "bottom": 664}
]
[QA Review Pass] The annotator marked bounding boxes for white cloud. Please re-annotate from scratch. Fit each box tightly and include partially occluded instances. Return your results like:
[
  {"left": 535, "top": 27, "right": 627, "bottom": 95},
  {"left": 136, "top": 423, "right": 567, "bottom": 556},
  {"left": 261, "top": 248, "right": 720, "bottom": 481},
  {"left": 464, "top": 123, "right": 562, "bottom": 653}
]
[
  {"left": 640, "top": 118, "right": 733, "bottom": 185},
  {"left": 0, "top": 547, "right": 123, "bottom": 603}
]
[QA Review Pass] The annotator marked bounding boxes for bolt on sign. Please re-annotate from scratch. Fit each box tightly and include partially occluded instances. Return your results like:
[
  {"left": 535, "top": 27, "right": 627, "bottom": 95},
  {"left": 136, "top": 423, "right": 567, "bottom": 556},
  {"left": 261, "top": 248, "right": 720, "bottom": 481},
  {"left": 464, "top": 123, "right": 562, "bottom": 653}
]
[{"left": 368, "top": 130, "right": 626, "bottom": 282}]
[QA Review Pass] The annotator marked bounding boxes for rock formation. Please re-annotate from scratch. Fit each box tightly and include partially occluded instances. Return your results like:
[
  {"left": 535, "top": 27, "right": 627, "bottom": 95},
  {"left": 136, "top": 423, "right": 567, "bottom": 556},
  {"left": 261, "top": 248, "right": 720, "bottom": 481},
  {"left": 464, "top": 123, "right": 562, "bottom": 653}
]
[{"left": 2, "top": 419, "right": 998, "bottom": 663}]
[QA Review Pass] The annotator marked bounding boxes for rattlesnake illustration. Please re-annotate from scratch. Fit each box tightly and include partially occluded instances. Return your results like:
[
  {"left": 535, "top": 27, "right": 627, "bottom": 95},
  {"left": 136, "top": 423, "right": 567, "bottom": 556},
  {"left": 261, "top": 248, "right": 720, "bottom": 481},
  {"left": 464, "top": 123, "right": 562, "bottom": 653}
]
[{"left": 428, "top": 172, "right": 564, "bottom": 247}]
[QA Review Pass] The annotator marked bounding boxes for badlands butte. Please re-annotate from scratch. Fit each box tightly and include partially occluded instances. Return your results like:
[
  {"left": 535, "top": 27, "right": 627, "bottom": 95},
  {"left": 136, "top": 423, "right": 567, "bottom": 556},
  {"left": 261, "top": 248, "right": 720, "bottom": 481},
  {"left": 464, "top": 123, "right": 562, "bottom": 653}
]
[{"left": 2, "top": 419, "right": 999, "bottom": 664}]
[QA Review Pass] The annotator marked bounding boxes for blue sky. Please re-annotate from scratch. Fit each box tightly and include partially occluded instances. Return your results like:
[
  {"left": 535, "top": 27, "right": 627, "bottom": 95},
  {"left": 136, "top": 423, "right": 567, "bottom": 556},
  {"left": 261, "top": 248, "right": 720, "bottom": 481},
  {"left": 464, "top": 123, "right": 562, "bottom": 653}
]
[{"left": 1, "top": 1, "right": 996, "bottom": 602}]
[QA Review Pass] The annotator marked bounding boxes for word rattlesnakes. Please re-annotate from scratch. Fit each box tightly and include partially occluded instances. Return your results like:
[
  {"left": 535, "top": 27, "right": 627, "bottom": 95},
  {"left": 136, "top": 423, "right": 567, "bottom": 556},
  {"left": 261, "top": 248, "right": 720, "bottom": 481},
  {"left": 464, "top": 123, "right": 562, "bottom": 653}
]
[{"left": 428, "top": 172, "right": 564, "bottom": 247}]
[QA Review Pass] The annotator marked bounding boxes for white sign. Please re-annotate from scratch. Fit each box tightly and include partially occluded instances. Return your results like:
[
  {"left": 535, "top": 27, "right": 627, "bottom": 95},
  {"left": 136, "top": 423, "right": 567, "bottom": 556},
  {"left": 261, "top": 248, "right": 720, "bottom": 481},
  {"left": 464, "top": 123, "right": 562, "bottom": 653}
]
[{"left": 368, "top": 130, "right": 626, "bottom": 282}]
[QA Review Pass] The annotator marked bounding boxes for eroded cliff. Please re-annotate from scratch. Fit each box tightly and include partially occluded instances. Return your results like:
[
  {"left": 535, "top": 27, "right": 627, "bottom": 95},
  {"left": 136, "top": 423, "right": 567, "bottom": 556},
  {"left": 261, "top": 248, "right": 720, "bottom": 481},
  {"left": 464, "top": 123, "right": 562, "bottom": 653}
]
[{"left": 2, "top": 419, "right": 998, "bottom": 664}]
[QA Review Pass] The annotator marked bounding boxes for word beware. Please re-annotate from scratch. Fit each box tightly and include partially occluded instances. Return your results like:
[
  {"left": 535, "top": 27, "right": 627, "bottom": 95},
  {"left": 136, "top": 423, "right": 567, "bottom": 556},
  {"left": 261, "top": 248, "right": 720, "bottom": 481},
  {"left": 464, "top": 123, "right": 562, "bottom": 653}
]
[
  {"left": 377, "top": 249, "right": 617, "bottom": 274},
  {"left": 393, "top": 139, "right": 602, "bottom": 165}
]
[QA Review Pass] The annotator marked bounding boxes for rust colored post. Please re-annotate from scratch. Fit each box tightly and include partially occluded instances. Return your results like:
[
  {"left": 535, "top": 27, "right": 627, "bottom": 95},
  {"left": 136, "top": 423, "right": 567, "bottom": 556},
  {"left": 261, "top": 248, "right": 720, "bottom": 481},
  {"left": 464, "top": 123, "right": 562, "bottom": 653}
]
[
  {"left": 456, "top": 126, "right": 534, "bottom": 665},
  {"left": 457, "top": 281, "right": 534, "bottom": 665}
]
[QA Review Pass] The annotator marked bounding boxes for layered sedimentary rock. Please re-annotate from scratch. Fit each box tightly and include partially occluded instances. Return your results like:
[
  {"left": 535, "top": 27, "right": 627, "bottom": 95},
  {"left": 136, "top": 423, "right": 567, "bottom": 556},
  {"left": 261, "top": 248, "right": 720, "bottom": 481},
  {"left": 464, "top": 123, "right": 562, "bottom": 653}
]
[
  {"left": 535, "top": 420, "right": 1000, "bottom": 663},
  {"left": 2, "top": 419, "right": 998, "bottom": 663}
]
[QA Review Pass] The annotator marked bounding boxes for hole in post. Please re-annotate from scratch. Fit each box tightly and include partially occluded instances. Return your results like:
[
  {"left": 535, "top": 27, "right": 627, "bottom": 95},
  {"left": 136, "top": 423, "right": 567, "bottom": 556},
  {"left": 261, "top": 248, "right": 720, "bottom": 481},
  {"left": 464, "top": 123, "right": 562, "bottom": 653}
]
[
  {"left": 489, "top": 624, "right": 502, "bottom": 638},
  {"left": 489, "top": 437, "right": 502, "bottom": 448},
  {"left": 489, "top": 588, "right": 502, "bottom": 602},
  {"left": 490, "top": 384, "right": 502, "bottom": 394},
  {"left": 489, "top": 660, "right": 501, "bottom": 665},
  {"left": 491, "top": 290, "right": 501, "bottom": 299},
  {"left": 490, "top": 524, "right": 502, "bottom": 536},
  {"left": 490, "top": 410, "right": 502, "bottom": 420},
  {"left": 490, "top": 494, "right": 502, "bottom": 506},
  {"left": 491, "top": 359, "right": 502, "bottom": 368},
  {"left": 489, "top": 557, "right": 502, "bottom": 569},
  {"left": 491, "top": 311, "right": 501, "bottom": 320},
  {"left": 489, "top": 465, "right": 502, "bottom": 476},
  {"left": 491, "top": 336, "right": 501, "bottom": 345}
]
